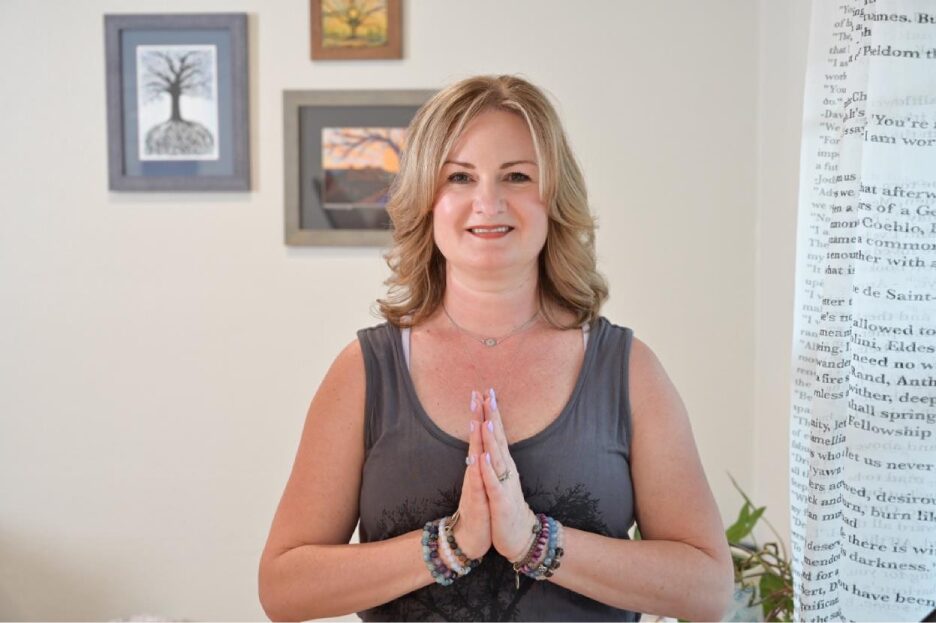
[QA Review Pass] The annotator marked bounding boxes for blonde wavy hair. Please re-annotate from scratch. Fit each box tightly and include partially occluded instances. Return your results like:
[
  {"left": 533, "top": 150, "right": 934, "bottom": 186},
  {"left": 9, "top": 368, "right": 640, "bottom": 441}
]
[{"left": 378, "top": 75, "right": 608, "bottom": 329}]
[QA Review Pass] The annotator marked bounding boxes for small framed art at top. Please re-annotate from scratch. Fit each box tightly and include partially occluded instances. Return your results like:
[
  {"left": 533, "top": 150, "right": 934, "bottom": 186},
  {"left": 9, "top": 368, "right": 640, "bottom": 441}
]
[
  {"left": 104, "top": 13, "right": 250, "bottom": 191},
  {"left": 283, "top": 89, "right": 434, "bottom": 246},
  {"left": 310, "top": 0, "right": 402, "bottom": 60}
]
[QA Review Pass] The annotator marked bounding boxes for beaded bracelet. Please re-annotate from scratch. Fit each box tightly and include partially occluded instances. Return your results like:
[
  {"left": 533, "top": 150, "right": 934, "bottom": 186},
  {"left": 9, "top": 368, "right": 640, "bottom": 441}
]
[
  {"left": 421, "top": 514, "right": 482, "bottom": 586},
  {"left": 438, "top": 516, "right": 467, "bottom": 576},
  {"left": 511, "top": 513, "right": 566, "bottom": 588},
  {"left": 511, "top": 513, "right": 547, "bottom": 588},
  {"left": 445, "top": 511, "right": 482, "bottom": 573},
  {"left": 421, "top": 519, "right": 455, "bottom": 586},
  {"left": 529, "top": 517, "right": 565, "bottom": 581}
]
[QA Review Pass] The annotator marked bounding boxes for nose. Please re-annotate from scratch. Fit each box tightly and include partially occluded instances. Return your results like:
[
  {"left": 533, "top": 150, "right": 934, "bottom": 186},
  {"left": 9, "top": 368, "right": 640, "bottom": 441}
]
[{"left": 472, "top": 179, "right": 505, "bottom": 216}]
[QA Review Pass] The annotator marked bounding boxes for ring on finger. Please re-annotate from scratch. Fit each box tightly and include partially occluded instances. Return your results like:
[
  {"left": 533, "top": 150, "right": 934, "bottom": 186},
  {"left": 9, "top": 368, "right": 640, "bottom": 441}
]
[{"left": 497, "top": 467, "right": 511, "bottom": 482}]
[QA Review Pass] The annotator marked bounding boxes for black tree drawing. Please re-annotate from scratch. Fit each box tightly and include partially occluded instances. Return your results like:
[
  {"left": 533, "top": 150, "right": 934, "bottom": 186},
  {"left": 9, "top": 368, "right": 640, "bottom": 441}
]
[{"left": 140, "top": 48, "right": 216, "bottom": 156}]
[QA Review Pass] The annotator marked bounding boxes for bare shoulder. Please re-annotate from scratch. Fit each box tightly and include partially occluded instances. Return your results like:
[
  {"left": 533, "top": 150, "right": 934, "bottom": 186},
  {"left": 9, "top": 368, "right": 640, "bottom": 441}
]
[
  {"left": 305, "top": 337, "right": 367, "bottom": 431},
  {"left": 327, "top": 338, "right": 367, "bottom": 398},
  {"left": 627, "top": 336, "right": 684, "bottom": 416},
  {"left": 260, "top": 338, "right": 367, "bottom": 562}
]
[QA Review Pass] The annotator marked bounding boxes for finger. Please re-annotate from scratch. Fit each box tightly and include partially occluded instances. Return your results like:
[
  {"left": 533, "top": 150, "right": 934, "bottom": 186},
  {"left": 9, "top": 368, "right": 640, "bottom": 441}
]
[
  {"left": 483, "top": 389, "right": 514, "bottom": 469},
  {"left": 481, "top": 420, "right": 515, "bottom": 500},
  {"left": 468, "top": 390, "right": 482, "bottom": 458},
  {"left": 484, "top": 388, "right": 511, "bottom": 455},
  {"left": 481, "top": 416, "right": 511, "bottom": 484},
  {"left": 479, "top": 450, "right": 505, "bottom": 502},
  {"left": 465, "top": 391, "right": 485, "bottom": 496}
]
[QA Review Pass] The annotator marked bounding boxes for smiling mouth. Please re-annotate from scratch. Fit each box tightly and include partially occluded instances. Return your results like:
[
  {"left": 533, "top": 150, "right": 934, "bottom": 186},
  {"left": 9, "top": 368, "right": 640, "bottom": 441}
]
[{"left": 467, "top": 226, "right": 514, "bottom": 235}]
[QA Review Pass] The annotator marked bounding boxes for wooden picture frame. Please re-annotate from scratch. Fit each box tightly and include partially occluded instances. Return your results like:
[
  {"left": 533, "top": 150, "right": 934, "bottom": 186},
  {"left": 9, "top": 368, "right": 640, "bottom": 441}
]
[
  {"left": 283, "top": 89, "right": 434, "bottom": 246},
  {"left": 310, "top": 0, "right": 402, "bottom": 60},
  {"left": 104, "top": 13, "right": 251, "bottom": 191}
]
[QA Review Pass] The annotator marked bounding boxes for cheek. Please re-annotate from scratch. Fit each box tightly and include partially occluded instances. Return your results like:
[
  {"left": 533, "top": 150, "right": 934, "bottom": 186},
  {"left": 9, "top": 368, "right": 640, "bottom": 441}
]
[
  {"left": 527, "top": 203, "right": 550, "bottom": 242},
  {"left": 431, "top": 195, "right": 462, "bottom": 252},
  {"left": 432, "top": 193, "right": 472, "bottom": 234},
  {"left": 432, "top": 193, "right": 460, "bottom": 222}
]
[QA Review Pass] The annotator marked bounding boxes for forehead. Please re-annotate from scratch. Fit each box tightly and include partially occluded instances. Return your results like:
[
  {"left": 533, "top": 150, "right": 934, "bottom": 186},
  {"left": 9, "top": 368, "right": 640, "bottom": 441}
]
[{"left": 448, "top": 109, "right": 536, "bottom": 158}]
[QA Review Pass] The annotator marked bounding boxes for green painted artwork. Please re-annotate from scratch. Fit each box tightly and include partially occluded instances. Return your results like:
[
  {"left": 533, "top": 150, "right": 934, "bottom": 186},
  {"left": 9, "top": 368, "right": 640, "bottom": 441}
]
[{"left": 321, "top": 0, "right": 389, "bottom": 48}]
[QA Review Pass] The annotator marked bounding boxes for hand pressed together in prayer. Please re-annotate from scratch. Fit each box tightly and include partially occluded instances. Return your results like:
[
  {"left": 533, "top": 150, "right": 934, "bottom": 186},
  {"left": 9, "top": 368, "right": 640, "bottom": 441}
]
[{"left": 451, "top": 388, "right": 538, "bottom": 564}]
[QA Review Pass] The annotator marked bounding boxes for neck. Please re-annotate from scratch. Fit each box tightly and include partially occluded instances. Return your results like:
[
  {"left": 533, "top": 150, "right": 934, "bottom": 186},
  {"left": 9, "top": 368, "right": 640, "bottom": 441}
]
[{"left": 441, "top": 263, "right": 540, "bottom": 337}]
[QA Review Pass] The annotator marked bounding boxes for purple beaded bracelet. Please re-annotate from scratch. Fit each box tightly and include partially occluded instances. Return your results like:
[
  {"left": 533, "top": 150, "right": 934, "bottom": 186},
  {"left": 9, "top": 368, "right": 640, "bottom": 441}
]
[{"left": 511, "top": 513, "right": 565, "bottom": 588}]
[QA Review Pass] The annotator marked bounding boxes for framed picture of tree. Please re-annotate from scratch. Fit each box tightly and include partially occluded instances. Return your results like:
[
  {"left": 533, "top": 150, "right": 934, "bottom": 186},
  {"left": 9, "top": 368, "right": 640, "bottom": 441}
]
[
  {"left": 104, "top": 14, "right": 250, "bottom": 191},
  {"left": 283, "top": 90, "right": 434, "bottom": 246},
  {"left": 310, "top": 0, "right": 402, "bottom": 60}
]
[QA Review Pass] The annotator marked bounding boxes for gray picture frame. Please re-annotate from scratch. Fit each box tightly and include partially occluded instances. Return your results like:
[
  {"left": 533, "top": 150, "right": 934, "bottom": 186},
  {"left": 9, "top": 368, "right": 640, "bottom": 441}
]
[
  {"left": 104, "top": 13, "right": 250, "bottom": 191},
  {"left": 283, "top": 89, "right": 434, "bottom": 247}
]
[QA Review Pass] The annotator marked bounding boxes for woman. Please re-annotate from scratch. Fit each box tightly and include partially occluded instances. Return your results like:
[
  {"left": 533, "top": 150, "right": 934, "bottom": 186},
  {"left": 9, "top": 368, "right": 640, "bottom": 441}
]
[{"left": 259, "top": 75, "right": 733, "bottom": 622}]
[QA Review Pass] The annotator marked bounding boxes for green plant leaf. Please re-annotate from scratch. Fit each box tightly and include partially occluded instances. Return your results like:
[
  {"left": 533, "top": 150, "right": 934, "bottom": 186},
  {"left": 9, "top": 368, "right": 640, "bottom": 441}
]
[
  {"left": 726, "top": 502, "right": 766, "bottom": 543},
  {"left": 759, "top": 571, "right": 788, "bottom": 620},
  {"left": 725, "top": 503, "right": 751, "bottom": 541}
]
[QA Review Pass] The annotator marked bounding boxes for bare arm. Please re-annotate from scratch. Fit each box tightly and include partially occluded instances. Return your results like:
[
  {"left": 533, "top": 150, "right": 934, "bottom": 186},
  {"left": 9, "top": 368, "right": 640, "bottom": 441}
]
[
  {"left": 257, "top": 340, "right": 435, "bottom": 621},
  {"left": 546, "top": 337, "right": 734, "bottom": 621}
]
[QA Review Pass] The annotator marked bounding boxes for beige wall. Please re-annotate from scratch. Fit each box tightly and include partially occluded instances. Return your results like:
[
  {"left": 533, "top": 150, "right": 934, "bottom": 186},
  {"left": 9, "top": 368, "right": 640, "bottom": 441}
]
[
  {"left": 0, "top": 0, "right": 806, "bottom": 619},
  {"left": 754, "top": 0, "right": 812, "bottom": 550}
]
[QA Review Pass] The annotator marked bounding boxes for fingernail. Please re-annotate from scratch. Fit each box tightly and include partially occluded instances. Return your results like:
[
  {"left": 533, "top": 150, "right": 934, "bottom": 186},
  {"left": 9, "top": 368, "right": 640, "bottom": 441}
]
[
  {"left": 470, "top": 392, "right": 478, "bottom": 412},
  {"left": 489, "top": 388, "right": 498, "bottom": 411},
  {"left": 467, "top": 454, "right": 476, "bottom": 465},
  {"left": 486, "top": 421, "right": 494, "bottom": 432},
  {"left": 485, "top": 452, "right": 491, "bottom": 464},
  {"left": 469, "top": 420, "right": 476, "bottom": 433}
]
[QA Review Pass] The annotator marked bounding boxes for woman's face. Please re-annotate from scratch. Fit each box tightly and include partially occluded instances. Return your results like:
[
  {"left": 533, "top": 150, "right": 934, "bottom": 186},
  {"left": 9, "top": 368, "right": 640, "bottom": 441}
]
[{"left": 432, "top": 109, "right": 548, "bottom": 279}]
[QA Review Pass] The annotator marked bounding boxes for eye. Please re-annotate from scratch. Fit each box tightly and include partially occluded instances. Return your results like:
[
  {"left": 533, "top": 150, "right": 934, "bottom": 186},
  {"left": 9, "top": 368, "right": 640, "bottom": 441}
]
[
  {"left": 447, "top": 172, "right": 472, "bottom": 184},
  {"left": 506, "top": 172, "right": 531, "bottom": 183}
]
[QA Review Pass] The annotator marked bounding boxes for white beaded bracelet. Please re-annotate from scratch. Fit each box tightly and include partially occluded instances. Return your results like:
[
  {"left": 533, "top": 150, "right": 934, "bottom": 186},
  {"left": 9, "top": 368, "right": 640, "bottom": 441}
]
[{"left": 438, "top": 516, "right": 467, "bottom": 576}]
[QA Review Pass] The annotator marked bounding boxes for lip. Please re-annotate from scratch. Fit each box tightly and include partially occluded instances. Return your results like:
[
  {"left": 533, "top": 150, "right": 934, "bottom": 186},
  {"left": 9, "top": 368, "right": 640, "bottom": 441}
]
[
  {"left": 464, "top": 225, "right": 514, "bottom": 241},
  {"left": 465, "top": 225, "right": 514, "bottom": 240},
  {"left": 464, "top": 225, "right": 514, "bottom": 232}
]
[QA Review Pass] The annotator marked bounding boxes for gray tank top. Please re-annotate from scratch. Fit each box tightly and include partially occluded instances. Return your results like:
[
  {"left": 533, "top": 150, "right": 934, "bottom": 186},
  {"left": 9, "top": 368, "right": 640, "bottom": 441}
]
[{"left": 355, "top": 317, "right": 640, "bottom": 622}]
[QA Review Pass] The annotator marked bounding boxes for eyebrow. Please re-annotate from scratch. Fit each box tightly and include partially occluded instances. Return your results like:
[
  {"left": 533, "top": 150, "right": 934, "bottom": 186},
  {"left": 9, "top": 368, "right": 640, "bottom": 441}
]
[{"left": 442, "top": 159, "right": 538, "bottom": 169}]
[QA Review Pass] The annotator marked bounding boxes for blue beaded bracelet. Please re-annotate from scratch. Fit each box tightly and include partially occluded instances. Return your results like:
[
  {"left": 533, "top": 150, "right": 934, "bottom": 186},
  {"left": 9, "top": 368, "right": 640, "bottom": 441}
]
[
  {"left": 514, "top": 514, "right": 565, "bottom": 585},
  {"left": 422, "top": 519, "right": 455, "bottom": 586},
  {"left": 421, "top": 515, "right": 483, "bottom": 586},
  {"left": 530, "top": 517, "right": 560, "bottom": 580}
]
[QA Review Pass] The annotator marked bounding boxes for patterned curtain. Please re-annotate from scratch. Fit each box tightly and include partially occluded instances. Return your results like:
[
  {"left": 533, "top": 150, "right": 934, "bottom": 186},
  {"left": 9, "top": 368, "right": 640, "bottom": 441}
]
[{"left": 790, "top": 0, "right": 936, "bottom": 620}]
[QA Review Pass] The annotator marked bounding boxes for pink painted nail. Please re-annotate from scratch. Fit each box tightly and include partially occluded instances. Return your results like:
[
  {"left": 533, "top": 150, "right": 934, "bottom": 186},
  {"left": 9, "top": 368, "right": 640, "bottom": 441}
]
[
  {"left": 469, "top": 420, "right": 476, "bottom": 433},
  {"left": 470, "top": 392, "right": 478, "bottom": 412},
  {"left": 486, "top": 421, "right": 494, "bottom": 432},
  {"left": 485, "top": 452, "right": 491, "bottom": 464},
  {"left": 467, "top": 454, "right": 476, "bottom": 465},
  {"left": 489, "top": 388, "right": 498, "bottom": 411}
]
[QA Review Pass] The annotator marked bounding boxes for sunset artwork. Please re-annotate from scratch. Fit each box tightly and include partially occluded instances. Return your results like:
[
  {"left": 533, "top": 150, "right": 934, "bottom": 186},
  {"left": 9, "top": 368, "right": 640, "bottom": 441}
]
[
  {"left": 321, "top": 0, "right": 389, "bottom": 48},
  {"left": 320, "top": 126, "right": 405, "bottom": 229}
]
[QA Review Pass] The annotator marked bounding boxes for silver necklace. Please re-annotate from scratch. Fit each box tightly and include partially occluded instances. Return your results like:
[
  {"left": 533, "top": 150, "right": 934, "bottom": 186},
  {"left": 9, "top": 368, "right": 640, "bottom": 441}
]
[{"left": 442, "top": 304, "right": 541, "bottom": 347}]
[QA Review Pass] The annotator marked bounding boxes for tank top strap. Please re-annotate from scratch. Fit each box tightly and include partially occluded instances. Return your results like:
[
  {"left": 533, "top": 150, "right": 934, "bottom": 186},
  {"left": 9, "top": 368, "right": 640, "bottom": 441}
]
[{"left": 357, "top": 323, "right": 409, "bottom": 455}]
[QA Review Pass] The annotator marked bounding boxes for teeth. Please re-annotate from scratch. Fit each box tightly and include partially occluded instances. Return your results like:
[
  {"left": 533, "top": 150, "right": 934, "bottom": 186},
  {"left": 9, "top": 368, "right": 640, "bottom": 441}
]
[{"left": 470, "top": 226, "right": 510, "bottom": 234}]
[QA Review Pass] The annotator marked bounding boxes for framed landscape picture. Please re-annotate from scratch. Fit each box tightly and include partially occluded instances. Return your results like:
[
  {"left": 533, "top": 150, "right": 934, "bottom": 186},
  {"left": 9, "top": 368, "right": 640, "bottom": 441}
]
[
  {"left": 104, "top": 13, "right": 250, "bottom": 191},
  {"left": 310, "top": 0, "right": 402, "bottom": 60},
  {"left": 283, "top": 90, "right": 434, "bottom": 246}
]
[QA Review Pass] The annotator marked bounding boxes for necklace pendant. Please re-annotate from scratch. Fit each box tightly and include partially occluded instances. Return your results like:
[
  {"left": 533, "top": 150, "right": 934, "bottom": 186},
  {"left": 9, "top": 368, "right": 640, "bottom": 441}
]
[{"left": 483, "top": 337, "right": 498, "bottom": 347}]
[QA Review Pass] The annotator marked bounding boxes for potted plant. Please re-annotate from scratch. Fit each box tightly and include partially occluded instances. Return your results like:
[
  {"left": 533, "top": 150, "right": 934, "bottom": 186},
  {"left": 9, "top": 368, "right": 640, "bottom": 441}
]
[{"left": 723, "top": 474, "right": 793, "bottom": 622}]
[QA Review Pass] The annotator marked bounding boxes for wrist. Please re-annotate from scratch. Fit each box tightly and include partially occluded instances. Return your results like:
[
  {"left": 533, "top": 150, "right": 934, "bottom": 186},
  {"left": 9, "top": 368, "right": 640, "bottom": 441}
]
[
  {"left": 451, "top": 519, "right": 485, "bottom": 560},
  {"left": 507, "top": 508, "right": 539, "bottom": 563}
]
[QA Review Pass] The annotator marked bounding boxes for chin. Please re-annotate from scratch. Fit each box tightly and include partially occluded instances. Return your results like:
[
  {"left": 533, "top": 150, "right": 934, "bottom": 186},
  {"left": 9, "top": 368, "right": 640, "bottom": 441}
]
[{"left": 456, "top": 253, "right": 535, "bottom": 275}]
